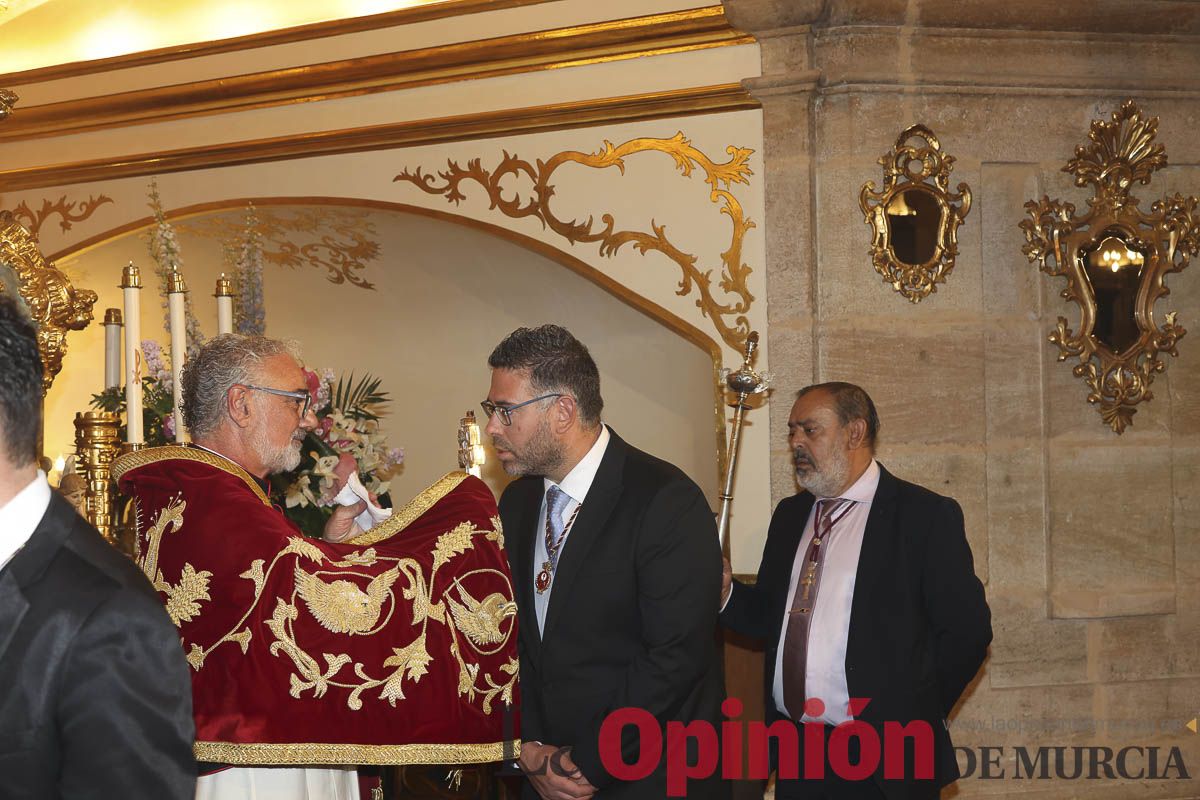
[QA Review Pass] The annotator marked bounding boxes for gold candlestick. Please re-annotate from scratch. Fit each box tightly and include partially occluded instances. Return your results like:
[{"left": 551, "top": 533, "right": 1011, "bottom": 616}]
[
  {"left": 458, "top": 410, "right": 485, "bottom": 478},
  {"left": 74, "top": 411, "right": 122, "bottom": 545}
]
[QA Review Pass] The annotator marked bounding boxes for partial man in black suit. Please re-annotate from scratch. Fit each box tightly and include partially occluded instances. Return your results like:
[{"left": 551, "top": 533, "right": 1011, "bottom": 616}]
[
  {"left": 485, "top": 325, "right": 729, "bottom": 800},
  {"left": 720, "top": 382, "right": 991, "bottom": 800},
  {"left": 0, "top": 294, "right": 195, "bottom": 800}
]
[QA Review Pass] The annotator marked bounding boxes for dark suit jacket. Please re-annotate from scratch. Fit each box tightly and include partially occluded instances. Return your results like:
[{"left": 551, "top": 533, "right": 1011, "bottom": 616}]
[
  {"left": 721, "top": 465, "right": 991, "bottom": 800},
  {"left": 0, "top": 493, "right": 196, "bottom": 800},
  {"left": 500, "top": 429, "right": 729, "bottom": 799}
]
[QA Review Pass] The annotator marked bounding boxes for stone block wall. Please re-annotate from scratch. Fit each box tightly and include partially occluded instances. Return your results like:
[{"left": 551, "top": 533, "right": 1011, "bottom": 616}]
[{"left": 725, "top": 0, "right": 1200, "bottom": 794}]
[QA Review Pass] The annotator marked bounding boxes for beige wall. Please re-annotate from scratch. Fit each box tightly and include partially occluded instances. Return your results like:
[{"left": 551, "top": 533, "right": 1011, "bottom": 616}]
[
  {"left": 728, "top": 0, "right": 1200, "bottom": 795},
  {"left": 45, "top": 204, "right": 722, "bottom": 507}
]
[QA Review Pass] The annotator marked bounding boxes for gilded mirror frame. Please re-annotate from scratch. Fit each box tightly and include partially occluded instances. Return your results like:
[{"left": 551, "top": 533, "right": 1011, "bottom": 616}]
[
  {"left": 0, "top": 210, "right": 98, "bottom": 394},
  {"left": 860, "top": 124, "right": 972, "bottom": 302},
  {"left": 1020, "top": 100, "right": 1198, "bottom": 434}
]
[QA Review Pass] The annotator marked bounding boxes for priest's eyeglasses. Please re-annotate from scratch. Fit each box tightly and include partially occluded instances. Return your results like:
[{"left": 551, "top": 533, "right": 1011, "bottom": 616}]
[
  {"left": 243, "top": 384, "right": 312, "bottom": 417},
  {"left": 480, "top": 393, "right": 563, "bottom": 426}
]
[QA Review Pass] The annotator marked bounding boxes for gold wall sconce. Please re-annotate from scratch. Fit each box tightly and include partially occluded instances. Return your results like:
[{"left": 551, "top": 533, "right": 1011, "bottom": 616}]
[
  {"left": 860, "top": 124, "right": 972, "bottom": 302},
  {"left": 1020, "top": 100, "right": 1198, "bottom": 434}
]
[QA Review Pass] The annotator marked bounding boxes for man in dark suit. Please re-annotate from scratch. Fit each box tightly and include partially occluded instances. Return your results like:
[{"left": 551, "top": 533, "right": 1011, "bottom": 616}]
[
  {"left": 720, "top": 382, "right": 991, "bottom": 800},
  {"left": 0, "top": 294, "right": 195, "bottom": 799},
  {"left": 485, "top": 324, "right": 728, "bottom": 799}
]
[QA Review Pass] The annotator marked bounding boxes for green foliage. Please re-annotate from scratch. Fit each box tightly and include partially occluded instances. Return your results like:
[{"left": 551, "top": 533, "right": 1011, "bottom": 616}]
[
  {"left": 333, "top": 373, "right": 390, "bottom": 421},
  {"left": 91, "top": 380, "right": 175, "bottom": 447}
]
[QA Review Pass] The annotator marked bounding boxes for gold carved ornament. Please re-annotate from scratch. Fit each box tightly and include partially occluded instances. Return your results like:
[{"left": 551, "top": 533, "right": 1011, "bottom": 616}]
[
  {"left": 0, "top": 210, "right": 97, "bottom": 393},
  {"left": 1020, "top": 101, "right": 1198, "bottom": 433},
  {"left": 860, "top": 124, "right": 972, "bottom": 302},
  {"left": 395, "top": 132, "right": 756, "bottom": 352},
  {"left": 0, "top": 89, "right": 16, "bottom": 120}
]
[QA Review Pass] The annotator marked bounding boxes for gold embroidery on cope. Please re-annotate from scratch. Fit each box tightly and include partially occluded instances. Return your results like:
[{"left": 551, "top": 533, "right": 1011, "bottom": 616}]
[{"left": 119, "top": 454, "right": 517, "bottom": 716}]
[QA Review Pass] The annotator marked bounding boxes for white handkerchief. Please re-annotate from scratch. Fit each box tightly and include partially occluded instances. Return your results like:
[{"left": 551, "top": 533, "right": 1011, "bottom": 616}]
[{"left": 333, "top": 471, "right": 392, "bottom": 532}]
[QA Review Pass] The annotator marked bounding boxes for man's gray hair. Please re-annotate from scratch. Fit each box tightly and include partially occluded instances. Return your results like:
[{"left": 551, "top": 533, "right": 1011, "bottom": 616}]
[{"left": 181, "top": 334, "right": 298, "bottom": 439}]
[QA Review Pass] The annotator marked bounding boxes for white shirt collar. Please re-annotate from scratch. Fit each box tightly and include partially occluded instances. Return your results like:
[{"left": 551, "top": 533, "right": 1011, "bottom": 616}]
[
  {"left": 830, "top": 458, "right": 880, "bottom": 504},
  {"left": 0, "top": 470, "right": 52, "bottom": 572},
  {"left": 543, "top": 424, "right": 611, "bottom": 504}
]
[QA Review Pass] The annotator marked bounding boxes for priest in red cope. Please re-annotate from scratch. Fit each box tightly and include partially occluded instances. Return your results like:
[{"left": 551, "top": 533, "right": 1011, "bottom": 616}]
[{"left": 116, "top": 334, "right": 520, "bottom": 799}]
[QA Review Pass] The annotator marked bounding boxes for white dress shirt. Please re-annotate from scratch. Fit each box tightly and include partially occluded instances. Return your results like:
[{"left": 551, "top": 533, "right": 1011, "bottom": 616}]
[
  {"left": 532, "top": 424, "right": 611, "bottom": 633},
  {"left": 0, "top": 470, "right": 51, "bottom": 572},
  {"left": 773, "top": 459, "right": 881, "bottom": 724}
]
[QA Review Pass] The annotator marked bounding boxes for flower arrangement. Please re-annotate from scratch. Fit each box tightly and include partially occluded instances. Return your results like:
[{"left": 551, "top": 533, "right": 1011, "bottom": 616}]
[
  {"left": 271, "top": 370, "right": 404, "bottom": 536},
  {"left": 232, "top": 203, "right": 267, "bottom": 336},
  {"left": 147, "top": 180, "right": 204, "bottom": 358},
  {"left": 94, "top": 358, "right": 404, "bottom": 537},
  {"left": 92, "top": 339, "right": 177, "bottom": 446}
]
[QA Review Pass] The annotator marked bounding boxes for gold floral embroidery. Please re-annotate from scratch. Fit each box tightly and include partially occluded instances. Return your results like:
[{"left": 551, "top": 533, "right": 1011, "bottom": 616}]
[
  {"left": 138, "top": 495, "right": 213, "bottom": 627},
  {"left": 260, "top": 516, "right": 517, "bottom": 714},
  {"left": 126, "top": 461, "right": 517, "bottom": 713},
  {"left": 160, "top": 563, "right": 213, "bottom": 626}
]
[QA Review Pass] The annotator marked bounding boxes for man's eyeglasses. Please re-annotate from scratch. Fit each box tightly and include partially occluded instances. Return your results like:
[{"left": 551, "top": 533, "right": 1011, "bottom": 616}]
[
  {"left": 480, "top": 393, "right": 563, "bottom": 426},
  {"left": 243, "top": 384, "right": 312, "bottom": 417}
]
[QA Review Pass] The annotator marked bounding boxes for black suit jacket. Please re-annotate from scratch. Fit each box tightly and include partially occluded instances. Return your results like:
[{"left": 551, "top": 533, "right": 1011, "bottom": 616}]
[
  {"left": 721, "top": 465, "right": 991, "bottom": 800},
  {"left": 0, "top": 493, "right": 196, "bottom": 800},
  {"left": 499, "top": 429, "right": 729, "bottom": 799}
]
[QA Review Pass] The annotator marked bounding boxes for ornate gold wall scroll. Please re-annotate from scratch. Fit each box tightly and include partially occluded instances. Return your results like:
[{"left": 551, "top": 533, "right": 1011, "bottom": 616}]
[
  {"left": 860, "top": 124, "right": 972, "bottom": 302},
  {"left": 1021, "top": 101, "right": 1198, "bottom": 433},
  {"left": 7, "top": 194, "right": 114, "bottom": 240},
  {"left": 394, "top": 132, "right": 756, "bottom": 352},
  {"left": 0, "top": 211, "right": 97, "bottom": 393},
  {"left": 176, "top": 206, "right": 381, "bottom": 290}
]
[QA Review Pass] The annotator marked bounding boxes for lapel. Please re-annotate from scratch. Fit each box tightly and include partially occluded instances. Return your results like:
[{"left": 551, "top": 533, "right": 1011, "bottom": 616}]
[
  {"left": 0, "top": 571, "right": 29, "bottom": 668},
  {"left": 509, "top": 481, "right": 541, "bottom": 649},
  {"left": 540, "top": 429, "right": 625, "bottom": 643},
  {"left": 0, "top": 495, "right": 74, "bottom": 667},
  {"left": 846, "top": 464, "right": 899, "bottom": 671}
]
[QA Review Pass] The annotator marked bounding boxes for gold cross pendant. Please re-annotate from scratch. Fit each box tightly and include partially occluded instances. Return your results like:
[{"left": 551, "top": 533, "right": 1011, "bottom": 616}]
[{"left": 800, "top": 564, "right": 817, "bottom": 602}]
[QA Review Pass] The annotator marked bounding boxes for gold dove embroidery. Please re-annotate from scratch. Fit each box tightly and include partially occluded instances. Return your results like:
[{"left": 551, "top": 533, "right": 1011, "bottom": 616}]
[
  {"left": 445, "top": 579, "right": 516, "bottom": 648},
  {"left": 295, "top": 564, "right": 400, "bottom": 635}
]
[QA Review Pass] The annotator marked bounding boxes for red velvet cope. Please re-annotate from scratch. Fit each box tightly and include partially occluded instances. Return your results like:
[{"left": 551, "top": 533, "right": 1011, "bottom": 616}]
[{"left": 116, "top": 447, "right": 520, "bottom": 765}]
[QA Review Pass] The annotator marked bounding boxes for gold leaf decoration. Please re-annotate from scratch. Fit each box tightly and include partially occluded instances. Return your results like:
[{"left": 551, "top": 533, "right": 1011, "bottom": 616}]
[
  {"left": 174, "top": 206, "right": 381, "bottom": 290},
  {"left": 284, "top": 536, "right": 326, "bottom": 564},
  {"left": 229, "top": 629, "right": 253, "bottom": 654},
  {"left": 1065, "top": 100, "right": 1167, "bottom": 198},
  {"left": 186, "top": 644, "right": 206, "bottom": 671},
  {"left": 240, "top": 558, "right": 266, "bottom": 595},
  {"left": 158, "top": 563, "right": 213, "bottom": 626},
  {"left": 485, "top": 516, "right": 504, "bottom": 550},
  {"left": 395, "top": 132, "right": 757, "bottom": 352},
  {"left": 7, "top": 194, "right": 114, "bottom": 240},
  {"left": 431, "top": 522, "right": 475, "bottom": 573},
  {"left": 379, "top": 633, "right": 433, "bottom": 705}
]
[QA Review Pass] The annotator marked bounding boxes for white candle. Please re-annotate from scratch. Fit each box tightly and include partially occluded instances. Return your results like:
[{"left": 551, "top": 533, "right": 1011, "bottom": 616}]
[
  {"left": 214, "top": 273, "right": 234, "bottom": 335},
  {"left": 103, "top": 308, "right": 123, "bottom": 390},
  {"left": 120, "top": 264, "right": 144, "bottom": 445},
  {"left": 167, "top": 270, "right": 189, "bottom": 443}
]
